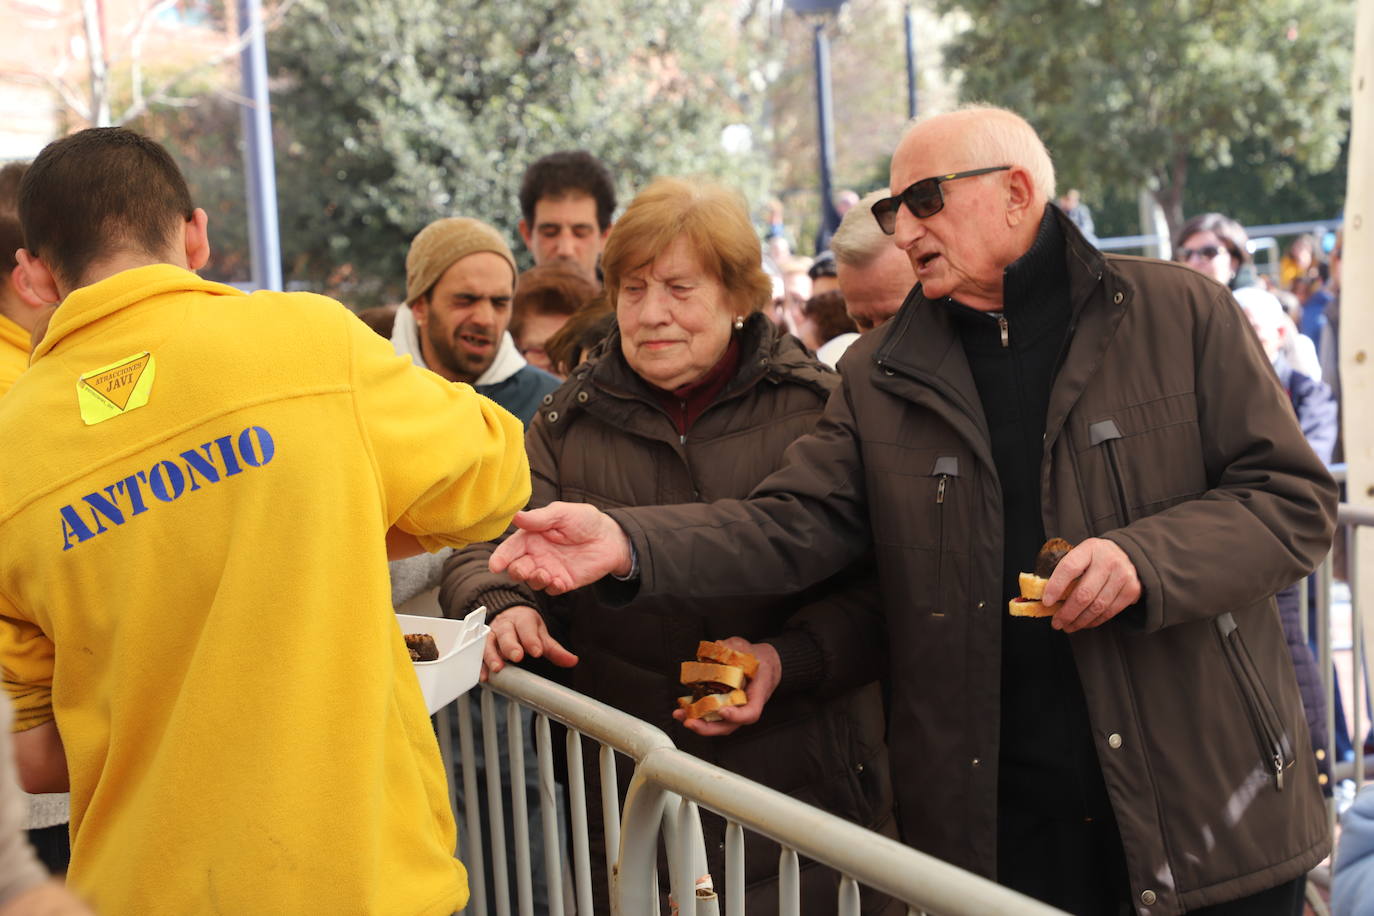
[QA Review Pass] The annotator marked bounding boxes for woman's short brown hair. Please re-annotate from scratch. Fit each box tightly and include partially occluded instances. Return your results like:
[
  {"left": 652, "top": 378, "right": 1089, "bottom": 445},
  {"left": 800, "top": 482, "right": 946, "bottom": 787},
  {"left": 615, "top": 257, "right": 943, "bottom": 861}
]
[
  {"left": 511, "top": 263, "right": 598, "bottom": 339},
  {"left": 801, "top": 290, "right": 857, "bottom": 344},
  {"left": 600, "top": 177, "right": 772, "bottom": 317},
  {"left": 544, "top": 295, "right": 615, "bottom": 376}
]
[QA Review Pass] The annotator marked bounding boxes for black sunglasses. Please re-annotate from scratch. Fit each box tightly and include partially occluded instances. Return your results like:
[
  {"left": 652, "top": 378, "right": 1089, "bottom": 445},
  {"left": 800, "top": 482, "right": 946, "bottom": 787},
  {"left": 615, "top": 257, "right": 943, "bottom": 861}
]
[
  {"left": 1177, "top": 245, "right": 1226, "bottom": 261},
  {"left": 871, "top": 166, "right": 1011, "bottom": 234}
]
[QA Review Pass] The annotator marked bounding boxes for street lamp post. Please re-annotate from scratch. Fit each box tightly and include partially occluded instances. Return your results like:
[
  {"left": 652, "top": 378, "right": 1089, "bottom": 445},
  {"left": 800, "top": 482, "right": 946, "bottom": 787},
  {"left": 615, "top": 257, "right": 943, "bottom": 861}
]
[
  {"left": 904, "top": 3, "right": 919, "bottom": 120},
  {"left": 238, "top": 0, "right": 283, "bottom": 292},
  {"left": 787, "top": 0, "right": 847, "bottom": 252}
]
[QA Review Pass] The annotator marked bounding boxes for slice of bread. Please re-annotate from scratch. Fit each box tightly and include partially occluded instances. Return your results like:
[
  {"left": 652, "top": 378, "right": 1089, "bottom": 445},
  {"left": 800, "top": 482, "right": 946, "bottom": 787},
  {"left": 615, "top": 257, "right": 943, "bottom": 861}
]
[
  {"left": 695, "top": 640, "right": 761, "bottom": 678},
  {"left": 677, "top": 689, "right": 748, "bottom": 721},
  {"left": 680, "top": 661, "right": 748, "bottom": 690},
  {"left": 1018, "top": 571, "right": 1048, "bottom": 601},
  {"left": 1008, "top": 597, "right": 1054, "bottom": 618}
]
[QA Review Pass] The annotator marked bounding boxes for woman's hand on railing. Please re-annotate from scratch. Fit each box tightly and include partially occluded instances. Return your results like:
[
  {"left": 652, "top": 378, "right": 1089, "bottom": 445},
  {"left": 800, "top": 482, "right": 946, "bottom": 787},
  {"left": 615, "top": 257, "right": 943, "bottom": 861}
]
[
  {"left": 674, "top": 638, "right": 781, "bottom": 737},
  {"left": 489, "top": 502, "right": 633, "bottom": 594},
  {"left": 481, "top": 605, "right": 579, "bottom": 681}
]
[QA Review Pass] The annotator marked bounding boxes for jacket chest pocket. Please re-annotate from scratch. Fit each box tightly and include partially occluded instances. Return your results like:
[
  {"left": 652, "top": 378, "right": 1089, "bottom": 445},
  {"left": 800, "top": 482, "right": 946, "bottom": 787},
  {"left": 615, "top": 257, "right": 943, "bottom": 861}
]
[
  {"left": 1070, "top": 393, "right": 1208, "bottom": 534},
  {"left": 866, "top": 445, "right": 970, "bottom": 616}
]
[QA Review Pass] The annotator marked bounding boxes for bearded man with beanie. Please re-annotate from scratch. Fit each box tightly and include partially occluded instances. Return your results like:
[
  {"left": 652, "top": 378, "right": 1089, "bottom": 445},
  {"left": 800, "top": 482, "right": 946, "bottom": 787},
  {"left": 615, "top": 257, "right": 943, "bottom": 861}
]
[
  {"left": 388, "top": 217, "right": 562, "bottom": 911},
  {"left": 392, "top": 216, "right": 560, "bottom": 425}
]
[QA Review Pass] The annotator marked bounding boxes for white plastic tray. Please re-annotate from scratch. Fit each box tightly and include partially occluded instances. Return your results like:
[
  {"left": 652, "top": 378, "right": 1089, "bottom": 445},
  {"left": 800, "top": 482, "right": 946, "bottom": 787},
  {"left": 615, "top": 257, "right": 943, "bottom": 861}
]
[{"left": 397, "top": 607, "right": 488, "bottom": 715}]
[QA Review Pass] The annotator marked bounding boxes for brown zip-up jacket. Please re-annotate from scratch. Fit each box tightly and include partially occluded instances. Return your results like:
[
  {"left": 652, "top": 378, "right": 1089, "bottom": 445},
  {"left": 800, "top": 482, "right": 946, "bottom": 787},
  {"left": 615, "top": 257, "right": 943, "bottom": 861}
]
[
  {"left": 605, "top": 212, "right": 1338, "bottom": 914},
  {"left": 441, "top": 315, "right": 898, "bottom": 912}
]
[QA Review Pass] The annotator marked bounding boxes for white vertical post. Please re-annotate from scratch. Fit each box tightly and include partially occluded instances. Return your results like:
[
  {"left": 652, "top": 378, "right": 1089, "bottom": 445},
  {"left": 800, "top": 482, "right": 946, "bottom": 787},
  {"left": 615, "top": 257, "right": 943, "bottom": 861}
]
[
  {"left": 481, "top": 691, "right": 512, "bottom": 916},
  {"left": 535, "top": 715, "right": 564, "bottom": 916},
  {"left": 725, "top": 821, "right": 745, "bottom": 916},
  {"left": 1351, "top": 0, "right": 1374, "bottom": 704},
  {"left": 566, "top": 731, "right": 593, "bottom": 916},
  {"left": 778, "top": 847, "right": 800, "bottom": 916},
  {"left": 456, "top": 695, "right": 487, "bottom": 916},
  {"left": 505, "top": 702, "right": 533, "bottom": 916}
]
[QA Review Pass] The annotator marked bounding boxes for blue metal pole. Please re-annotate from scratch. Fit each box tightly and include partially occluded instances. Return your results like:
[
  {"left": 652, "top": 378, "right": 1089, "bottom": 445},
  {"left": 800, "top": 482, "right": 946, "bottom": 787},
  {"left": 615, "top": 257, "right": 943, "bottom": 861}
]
[
  {"left": 238, "top": 0, "right": 282, "bottom": 291},
  {"left": 813, "top": 21, "right": 840, "bottom": 246},
  {"left": 904, "top": 4, "right": 918, "bottom": 120}
]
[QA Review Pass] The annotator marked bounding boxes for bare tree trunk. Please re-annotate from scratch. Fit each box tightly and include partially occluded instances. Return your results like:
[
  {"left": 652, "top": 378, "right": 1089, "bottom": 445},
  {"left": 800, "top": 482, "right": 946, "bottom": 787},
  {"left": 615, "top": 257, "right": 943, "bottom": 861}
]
[
  {"left": 1152, "top": 151, "right": 1189, "bottom": 246},
  {"left": 81, "top": 0, "right": 111, "bottom": 127}
]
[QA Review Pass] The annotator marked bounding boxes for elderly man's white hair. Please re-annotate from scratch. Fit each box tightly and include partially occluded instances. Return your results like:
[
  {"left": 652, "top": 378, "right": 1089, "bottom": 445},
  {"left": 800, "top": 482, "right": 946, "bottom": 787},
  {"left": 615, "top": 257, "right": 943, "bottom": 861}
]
[
  {"left": 903, "top": 105, "right": 1057, "bottom": 204},
  {"left": 830, "top": 189, "right": 893, "bottom": 268}
]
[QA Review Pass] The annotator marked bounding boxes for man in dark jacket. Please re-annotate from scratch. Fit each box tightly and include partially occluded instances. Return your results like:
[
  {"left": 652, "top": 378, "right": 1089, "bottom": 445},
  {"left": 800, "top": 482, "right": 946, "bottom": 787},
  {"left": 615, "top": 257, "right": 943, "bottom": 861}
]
[{"left": 489, "top": 106, "right": 1338, "bottom": 915}]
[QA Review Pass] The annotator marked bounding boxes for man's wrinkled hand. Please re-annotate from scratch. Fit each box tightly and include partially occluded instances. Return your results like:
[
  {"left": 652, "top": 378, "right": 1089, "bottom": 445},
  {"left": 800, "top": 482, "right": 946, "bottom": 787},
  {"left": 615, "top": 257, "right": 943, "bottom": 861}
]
[
  {"left": 1041, "top": 537, "right": 1141, "bottom": 633},
  {"left": 674, "top": 638, "right": 780, "bottom": 737},
  {"left": 481, "top": 606, "right": 578, "bottom": 681},
  {"left": 489, "top": 502, "right": 633, "bottom": 595}
]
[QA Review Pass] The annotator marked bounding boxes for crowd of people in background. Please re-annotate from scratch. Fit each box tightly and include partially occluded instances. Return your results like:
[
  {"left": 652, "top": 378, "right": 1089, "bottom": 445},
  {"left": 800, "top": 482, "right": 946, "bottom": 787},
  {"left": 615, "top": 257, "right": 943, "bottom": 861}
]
[{"left": 0, "top": 102, "right": 1368, "bottom": 916}]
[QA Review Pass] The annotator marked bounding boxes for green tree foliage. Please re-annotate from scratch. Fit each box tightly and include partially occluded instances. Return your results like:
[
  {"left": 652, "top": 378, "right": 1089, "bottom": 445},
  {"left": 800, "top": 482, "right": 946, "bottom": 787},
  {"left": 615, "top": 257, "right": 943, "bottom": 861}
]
[
  {"left": 128, "top": 93, "right": 251, "bottom": 287},
  {"left": 267, "top": 0, "right": 769, "bottom": 305},
  {"left": 938, "top": 0, "right": 1353, "bottom": 239}
]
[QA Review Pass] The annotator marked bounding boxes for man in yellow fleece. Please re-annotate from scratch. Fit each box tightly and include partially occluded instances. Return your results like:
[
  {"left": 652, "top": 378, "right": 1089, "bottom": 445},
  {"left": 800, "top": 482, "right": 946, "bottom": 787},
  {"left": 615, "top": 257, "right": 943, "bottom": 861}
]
[
  {"left": 0, "top": 127, "right": 530, "bottom": 914},
  {"left": 0, "top": 163, "right": 51, "bottom": 397}
]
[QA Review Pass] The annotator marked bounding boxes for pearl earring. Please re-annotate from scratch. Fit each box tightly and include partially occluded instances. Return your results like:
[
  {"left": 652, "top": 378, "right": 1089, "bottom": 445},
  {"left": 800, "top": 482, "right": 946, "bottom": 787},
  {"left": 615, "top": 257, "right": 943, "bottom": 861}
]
[{"left": 733, "top": 315, "right": 744, "bottom": 330}]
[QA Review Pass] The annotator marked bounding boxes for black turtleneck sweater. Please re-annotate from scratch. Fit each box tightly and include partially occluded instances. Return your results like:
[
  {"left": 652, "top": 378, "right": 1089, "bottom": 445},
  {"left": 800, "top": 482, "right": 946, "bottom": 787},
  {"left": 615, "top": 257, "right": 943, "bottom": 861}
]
[{"left": 945, "top": 210, "right": 1112, "bottom": 823}]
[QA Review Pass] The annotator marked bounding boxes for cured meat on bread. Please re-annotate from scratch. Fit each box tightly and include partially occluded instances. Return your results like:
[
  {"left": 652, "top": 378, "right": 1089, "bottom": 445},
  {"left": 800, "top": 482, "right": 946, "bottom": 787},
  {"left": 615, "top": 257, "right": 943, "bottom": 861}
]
[
  {"left": 677, "top": 641, "right": 759, "bottom": 721},
  {"left": 1008, "top": 538, "right": 1073, "bottom": 618}
]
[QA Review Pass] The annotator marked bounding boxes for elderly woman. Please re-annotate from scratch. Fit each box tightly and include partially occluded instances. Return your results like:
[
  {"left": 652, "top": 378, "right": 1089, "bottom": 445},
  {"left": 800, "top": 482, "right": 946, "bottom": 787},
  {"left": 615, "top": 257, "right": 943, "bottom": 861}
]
[
  {"left": 441, "top": 178, "right": 896, "bottom": 913},
  {"left": 1176, "top": 212, "right": 1322, "bottom": 379},
  {"left": 1174, "top": 211, "right": 1258, "bottom": 291},
  {"left": 1178, "top": 213, "right": 1335, "bottom": 792}
]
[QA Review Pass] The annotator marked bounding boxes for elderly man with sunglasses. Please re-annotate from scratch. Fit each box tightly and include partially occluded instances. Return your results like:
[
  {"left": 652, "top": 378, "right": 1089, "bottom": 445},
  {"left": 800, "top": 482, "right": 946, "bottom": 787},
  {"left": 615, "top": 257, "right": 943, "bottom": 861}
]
[{"left": 489, "top": 106, "right": 1336, "bottom": 916}]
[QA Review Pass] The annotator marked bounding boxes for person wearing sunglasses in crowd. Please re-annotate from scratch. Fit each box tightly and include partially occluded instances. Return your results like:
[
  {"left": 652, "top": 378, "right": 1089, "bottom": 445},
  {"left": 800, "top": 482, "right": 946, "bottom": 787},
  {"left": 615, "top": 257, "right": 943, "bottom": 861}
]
[{"left": 486, "top": 105, "right": 1336, "bottom": 915}]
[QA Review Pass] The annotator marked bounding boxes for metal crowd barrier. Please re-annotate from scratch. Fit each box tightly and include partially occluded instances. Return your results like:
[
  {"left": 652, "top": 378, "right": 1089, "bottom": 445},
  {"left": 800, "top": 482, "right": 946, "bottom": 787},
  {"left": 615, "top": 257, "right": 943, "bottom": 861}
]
[
  {"left": 427, "top": 493, "right": 1369, "bottom": 915},
  {"left": 434, "top": 664, "right": 1064, "bottom": 915},
  {"left": 1295, "top": 496, "right": 1374, "bottom": 912}
]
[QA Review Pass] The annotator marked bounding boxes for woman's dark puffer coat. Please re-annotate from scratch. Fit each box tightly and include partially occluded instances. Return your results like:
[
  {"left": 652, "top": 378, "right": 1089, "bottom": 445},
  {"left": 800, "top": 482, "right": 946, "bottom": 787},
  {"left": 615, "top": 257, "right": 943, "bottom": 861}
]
[{"left": 442, "top": 314, "right": 898, "bottom": 914}]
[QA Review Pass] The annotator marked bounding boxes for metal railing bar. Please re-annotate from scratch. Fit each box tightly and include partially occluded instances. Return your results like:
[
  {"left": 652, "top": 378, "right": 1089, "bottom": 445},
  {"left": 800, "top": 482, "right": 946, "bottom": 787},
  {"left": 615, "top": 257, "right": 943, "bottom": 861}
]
[
  {"left": 565, "top": 729, "right": 594, "bottom": 916},
  {"left": 535, "top": 715, "right": 565, "bottom": 916},
  {"left": 669, "top": 797, "right": 695, "bottom": 914},
  {"left": 839, "top": 876, "right": 861, "bottom": 916},
  {"left": 1319, "top": 547, "right": 1338, "bottom": 832},
  {"left": 455, "top": 694, "right": 487, "bottom": 916},
  {"left": 725, "top": 820, "right": 744, "bottom": 916},
  {"left": 1300, "top": 571, "right": 1310, "bottom": 645},
  {"left": 779, "top": 846, "right": 800, "bottom": 916},
  {"left": 600, "top": 742, "right": 621, "bottom": 894},
  {"left": 480, "top": 690, "right": 512, "bottom": 916},
  {"left": 1338, "top": 503, "right": 1374, "bottom": 527},
  {"left": 1353, "top": 526, "right": 1365, "bottom": 787},
  {"left": 1332, "top": 753, "right": 1374, "bottom": 782},
  {"left": 616, "top": 768, "right": 670, "bottom": 913},
  {"left": 504, "top": 701, "right": 534, "bottom": 916},
  {"left": 485, "top": 665, "right": 675, "bottom": 758},
  {"left": 685, "top": 800, "right": 713, "bottom": 913},
  {"left": 634, "top": 748, "right": 1066, "bottom": 914}
]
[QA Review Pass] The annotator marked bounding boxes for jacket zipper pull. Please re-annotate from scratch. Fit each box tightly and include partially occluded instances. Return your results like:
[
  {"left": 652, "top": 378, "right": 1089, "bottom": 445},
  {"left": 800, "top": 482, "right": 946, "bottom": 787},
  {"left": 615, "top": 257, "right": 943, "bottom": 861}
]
[
  {"left": 936, "top": 476, "right": 947, "bottom": 504},
  {"left": 1274, "top": 753, "right": 1285, "bottom": 791},
  {"left": 997, "top": 315, "right": 1009, "bottom": 348}
]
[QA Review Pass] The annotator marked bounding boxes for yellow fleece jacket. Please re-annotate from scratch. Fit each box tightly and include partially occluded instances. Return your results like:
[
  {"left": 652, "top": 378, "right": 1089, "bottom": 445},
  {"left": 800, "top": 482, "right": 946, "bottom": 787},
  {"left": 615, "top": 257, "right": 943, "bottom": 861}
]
[
  {"left": 0, "top": 265, "right": 531, "bottom": 915},
  {"left": 0, "top": 314, "right": 27, "bottom": 397}
]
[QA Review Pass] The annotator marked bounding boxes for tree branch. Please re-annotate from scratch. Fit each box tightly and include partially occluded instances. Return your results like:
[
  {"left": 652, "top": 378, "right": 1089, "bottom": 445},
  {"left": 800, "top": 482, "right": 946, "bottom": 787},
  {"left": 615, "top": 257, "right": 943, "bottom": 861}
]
[
  {"left": 125, "top": 0, "right": 183, "bottom": 124},
  {"left": 116, "top": 0, "right": 301, "bottom": 124}
]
